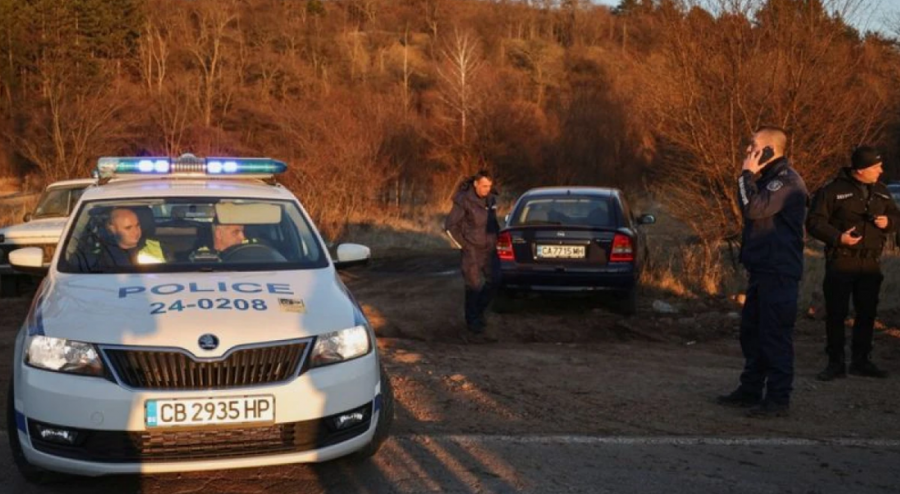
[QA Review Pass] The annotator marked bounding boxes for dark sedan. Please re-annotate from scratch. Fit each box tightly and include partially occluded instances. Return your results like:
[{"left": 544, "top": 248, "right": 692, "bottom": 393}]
[{"left": 496, "top": 187, "right": 655, "bottom": 314}]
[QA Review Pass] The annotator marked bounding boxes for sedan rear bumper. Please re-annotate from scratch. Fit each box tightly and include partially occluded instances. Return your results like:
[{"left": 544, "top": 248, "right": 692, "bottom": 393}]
[{"left": 500, "top": 262, "right": 637, "bottom": 292}]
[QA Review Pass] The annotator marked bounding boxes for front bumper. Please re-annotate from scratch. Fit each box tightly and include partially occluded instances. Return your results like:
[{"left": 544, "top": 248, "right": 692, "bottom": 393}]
[{"left": 12, "top": 352, "right": 382, "bottom": 476}]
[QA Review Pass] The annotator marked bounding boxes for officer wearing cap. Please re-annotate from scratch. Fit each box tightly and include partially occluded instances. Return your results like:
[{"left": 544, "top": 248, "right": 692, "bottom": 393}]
[
  {"left": 807, "top": 145, "right": 900, "bottom": 381},
  {"left": 717, "top": 126, "right": 808, "bottom": 418}
]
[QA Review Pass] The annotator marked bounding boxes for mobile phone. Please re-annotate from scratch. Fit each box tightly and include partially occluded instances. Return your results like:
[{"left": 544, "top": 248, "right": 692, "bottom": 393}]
[
  {"left": 758, "top": 146, "right": 775, "bottom": 165},
  {"left": 850, "top": 231, "right": 862, "bottom": 239}
]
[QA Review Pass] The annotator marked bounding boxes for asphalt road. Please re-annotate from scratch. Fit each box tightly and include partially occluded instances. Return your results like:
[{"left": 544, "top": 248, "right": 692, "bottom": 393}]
[{"left": 2, "top": 432, "right": 899, "bottom": 494}]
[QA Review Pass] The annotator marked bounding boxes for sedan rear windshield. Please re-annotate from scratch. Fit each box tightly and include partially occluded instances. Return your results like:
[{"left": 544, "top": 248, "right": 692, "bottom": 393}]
[
  {"left": 58, "top": 197, "right": 328, "bottom": 274},
  {"left": 510, "top": 196, "right": 616, "bottom": 228}
]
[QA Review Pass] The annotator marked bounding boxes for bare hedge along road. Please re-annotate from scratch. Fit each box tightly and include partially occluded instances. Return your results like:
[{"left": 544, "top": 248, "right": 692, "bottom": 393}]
[{"left": 1, "top": 252, "right": 899, "bottom": 493}]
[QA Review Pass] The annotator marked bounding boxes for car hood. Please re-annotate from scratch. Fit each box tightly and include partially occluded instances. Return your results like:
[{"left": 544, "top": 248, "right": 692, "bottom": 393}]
[
  {"left": 32, "top": 269, "right": 361, "bottom": 358},
  {"left": 0, "top": 217, "right": 68, "bottom": 243}
]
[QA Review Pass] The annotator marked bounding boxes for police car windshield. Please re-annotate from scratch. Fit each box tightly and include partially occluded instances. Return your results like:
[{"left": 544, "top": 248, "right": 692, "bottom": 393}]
[{"left": 58, "top": 198, "right": 328, "bottom": 273}]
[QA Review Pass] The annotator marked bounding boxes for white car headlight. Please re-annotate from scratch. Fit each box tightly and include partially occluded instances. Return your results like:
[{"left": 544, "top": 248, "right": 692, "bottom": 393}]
[
  {"left": 25, "top": 335, "right": 104, "bottom": 377},
  {"left": 310, "top": 325, "right": 371, "bottom": 368}
]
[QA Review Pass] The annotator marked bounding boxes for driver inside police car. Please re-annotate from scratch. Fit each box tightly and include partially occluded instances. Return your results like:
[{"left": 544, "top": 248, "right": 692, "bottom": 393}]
[
  {"left": 98, "top": 207, "right": 167, "bottom": 266},
  {"left": 190, "top": 221, "right": 250, "bottom": 261},
  {"left": 214, "top": 223, "right": 247, "bottom": 252}
]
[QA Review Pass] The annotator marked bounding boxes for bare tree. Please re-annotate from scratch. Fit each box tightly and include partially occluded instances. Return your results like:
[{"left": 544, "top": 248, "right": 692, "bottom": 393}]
[
  {"left": 180, "top": 0, "right": 240, "bottom": 128},
  {"left": 633, "top": 0, "right": 885, "bottom": 245},
  {"left": 436, "top": 28, "right": 483, "bottom": 147}
]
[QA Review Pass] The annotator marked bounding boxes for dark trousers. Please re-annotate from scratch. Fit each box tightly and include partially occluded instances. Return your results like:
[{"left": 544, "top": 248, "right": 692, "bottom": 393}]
[
  {"left": 461, "top": 247, "right": 501, "bottom": 332},
  {"left": 739, "top": 273, "right": 799, "bottom": 406},
  {"left": 823, "top": 257, "right": 883, "bottom": 363}
]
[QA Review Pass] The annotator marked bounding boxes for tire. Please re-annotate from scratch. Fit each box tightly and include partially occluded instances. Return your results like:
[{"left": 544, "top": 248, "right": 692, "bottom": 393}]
[
  {"left": 1, "top": 274, "right": 20, "bottom": 298},
  {"left": 491, "top": 288, "right": 519, "bottom": 314},
  {"left": 350, "top": 364, "right": 394, "bottom": 460},
  {"left": 6, "top": 381, "right": 54, "bottom": 484}
]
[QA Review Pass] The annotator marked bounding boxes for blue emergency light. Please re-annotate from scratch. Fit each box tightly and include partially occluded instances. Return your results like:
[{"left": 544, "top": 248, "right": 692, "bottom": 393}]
[{"left": 96, "top": 154, "right": 287, "bottom": 178}]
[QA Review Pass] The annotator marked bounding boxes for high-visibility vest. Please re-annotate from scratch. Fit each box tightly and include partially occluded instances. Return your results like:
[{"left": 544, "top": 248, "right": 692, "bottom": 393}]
[{"left": 136, "top": 239, "right": 166, "bottom": 264}]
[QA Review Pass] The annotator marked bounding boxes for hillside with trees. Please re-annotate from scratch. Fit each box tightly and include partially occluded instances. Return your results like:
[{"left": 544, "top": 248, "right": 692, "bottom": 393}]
[{"left": 0, "top": 0, "right": 898, "bottom": 242}]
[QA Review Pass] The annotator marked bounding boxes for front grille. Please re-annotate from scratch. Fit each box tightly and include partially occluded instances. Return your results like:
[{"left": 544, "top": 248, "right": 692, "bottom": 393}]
[
  {"left": 103, "top": 342, "right": 308, "bottom": 390},
  {"left": 28, "top": 403, "right": 372, "bottom": 463}
]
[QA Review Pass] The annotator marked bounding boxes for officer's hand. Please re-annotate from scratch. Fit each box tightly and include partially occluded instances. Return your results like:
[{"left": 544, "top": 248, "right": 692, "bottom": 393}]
[
  {"left": 741, "top": 149, "right": 763, "bottom": 174},
  {"left": 840, "top": 227, "right": 862, "bottom": 246},
  {"left": 874, "top": 215, "right": 889, "bottom": 230}
]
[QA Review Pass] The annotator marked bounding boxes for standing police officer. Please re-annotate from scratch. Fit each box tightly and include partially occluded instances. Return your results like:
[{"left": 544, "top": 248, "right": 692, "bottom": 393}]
[
  {"left": 807, "top": 146, "right": 900, "bottom": 381},
  {"left": 445, "top": 170, "right": 501, "bottom": 342},
  {"left": 718, "top": 126, "right": 808, "bottom": 418}
]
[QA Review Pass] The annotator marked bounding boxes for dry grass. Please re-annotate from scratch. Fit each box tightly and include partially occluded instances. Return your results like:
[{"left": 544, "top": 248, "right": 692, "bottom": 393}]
[
  {"left": 641, "top": 241, "right": 900, "bottom": 313},
  {"left": 640, "top": 242, "right": 741, "bottom": 298},
  {"left": 339, "top": 206, "right": 453, "bottom": 251},
  {"left": 0, "top": 176, "right": 19, "bottom": 196}
]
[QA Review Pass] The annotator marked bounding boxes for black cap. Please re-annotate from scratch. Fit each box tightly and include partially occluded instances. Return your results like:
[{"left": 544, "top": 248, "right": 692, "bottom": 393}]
[{"left": 851, "top": 146, "right": 883, "bottom": 170}]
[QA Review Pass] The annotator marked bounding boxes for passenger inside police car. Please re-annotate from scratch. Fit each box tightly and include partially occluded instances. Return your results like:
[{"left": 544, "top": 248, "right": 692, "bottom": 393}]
[{"left": 97, "top": 207, "right": 168, "bottom": 267}]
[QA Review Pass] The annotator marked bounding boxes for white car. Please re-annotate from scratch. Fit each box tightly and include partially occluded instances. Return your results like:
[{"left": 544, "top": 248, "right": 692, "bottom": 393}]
[
  {"left": 6, "top": 155, "right": 393, "bottom": 481},
  {"left": 0, "top": 178, "right": 94, "bottom": 296}
]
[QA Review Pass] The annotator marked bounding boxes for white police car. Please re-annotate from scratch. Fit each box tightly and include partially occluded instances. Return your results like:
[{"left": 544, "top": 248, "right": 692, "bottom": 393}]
[{"left": 5, "top": 154, "right": 393, "bottom": 480}]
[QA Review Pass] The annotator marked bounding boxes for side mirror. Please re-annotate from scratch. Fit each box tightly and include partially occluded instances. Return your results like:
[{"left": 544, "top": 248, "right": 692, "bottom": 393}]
[
  {"left": 638, "top": 214, "right": 656, "bottom": 225},
  {"left": 9, "top": 247, "right": 44, "bottom": 275},
  {"left": 23, "top": 212, "right": 33, "bottom": 222},
  {"left": 334, "top": 243, "right": 370, "bottom": 270}
]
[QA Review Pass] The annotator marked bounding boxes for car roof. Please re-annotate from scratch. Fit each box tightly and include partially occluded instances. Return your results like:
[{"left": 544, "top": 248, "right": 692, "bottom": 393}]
[
  {"left": 520, "top": 186, "right": 621, "bottom": 199},
  {"left": 78, "top": 178, "right": 296, "bottom": 202},
  {"left": 46, "top": 178, "right": 96, "bottom": 190}
]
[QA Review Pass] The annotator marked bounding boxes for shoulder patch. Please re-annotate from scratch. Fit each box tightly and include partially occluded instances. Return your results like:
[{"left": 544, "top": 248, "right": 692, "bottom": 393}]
[
  {"left": 766, "top": 180, "right": 784, "bottom": 192},
  {"left": 836, "top": 193, "right": 853, "bottom": 200}
]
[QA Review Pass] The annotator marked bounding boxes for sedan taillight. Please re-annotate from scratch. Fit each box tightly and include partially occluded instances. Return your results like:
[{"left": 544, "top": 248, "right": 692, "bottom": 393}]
[
  {"left": 497, "top": 232, "right": 515, "bottom": 261},
  {"left": 609, "top": 234, "right": 634, "bottom": 262}
]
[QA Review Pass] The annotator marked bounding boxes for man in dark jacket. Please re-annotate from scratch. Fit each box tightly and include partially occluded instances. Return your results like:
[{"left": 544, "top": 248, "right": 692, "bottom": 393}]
[
  {"left": 807, "top": 146, "right": 900, "bottom": 381},
  {"left": 98, "top": 208, "right": 167, "bottom": 267},
  {"left": 445, "top": 170, "right": 501, "bottom": 342},
  {"left": 718, "top": 126, "right": 808, "bottom": 418}
]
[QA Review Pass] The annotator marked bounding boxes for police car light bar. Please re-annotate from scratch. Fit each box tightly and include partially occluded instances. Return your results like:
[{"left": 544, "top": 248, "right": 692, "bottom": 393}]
[{"left": 96, "top": 154, "right": 287, "bottom": 178}]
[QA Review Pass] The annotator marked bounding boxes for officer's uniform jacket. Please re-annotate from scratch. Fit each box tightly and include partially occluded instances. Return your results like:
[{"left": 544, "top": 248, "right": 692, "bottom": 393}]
[
  {"left": 807, "top": 168, "right": 900, "bottom": 257},
  {"left": 737, "top": 157, "right": 809, "bottom": 280}
]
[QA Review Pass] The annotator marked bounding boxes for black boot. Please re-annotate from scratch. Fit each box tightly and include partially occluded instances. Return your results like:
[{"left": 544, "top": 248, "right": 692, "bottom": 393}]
[
  {"left": 716, "top": 389, "right": 762, "bottom": 408},
  {"left": 849, "top": 360, "right": 888, "bottom": 378},
  {"left": 465, "top": 289, "right": 483, "bottom": 333},
  {"left": 816, "top": 360, "right": 846, "bottom": 382}
]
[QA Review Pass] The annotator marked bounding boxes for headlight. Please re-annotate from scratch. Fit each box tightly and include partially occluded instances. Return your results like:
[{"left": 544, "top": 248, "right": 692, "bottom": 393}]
[
  {"left": 25, "top": 335, "right": 104, "bottom": 377},
  {"left": 310, "top": 325, "right": 371, "bottom": 368}
]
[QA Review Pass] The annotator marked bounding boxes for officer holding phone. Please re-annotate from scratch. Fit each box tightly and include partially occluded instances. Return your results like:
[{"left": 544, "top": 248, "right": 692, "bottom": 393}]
[
  {"left": 807, "top": 146, "right": 900, "bottom": 381},
  {"left": 718, "top": 126, "right": 808, "bottom": 418}
]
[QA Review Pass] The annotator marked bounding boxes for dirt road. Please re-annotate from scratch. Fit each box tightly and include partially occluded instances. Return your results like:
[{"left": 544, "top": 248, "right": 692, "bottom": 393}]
[{"left": 1, "top": 249, "right": 899, "bottom": 492}]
